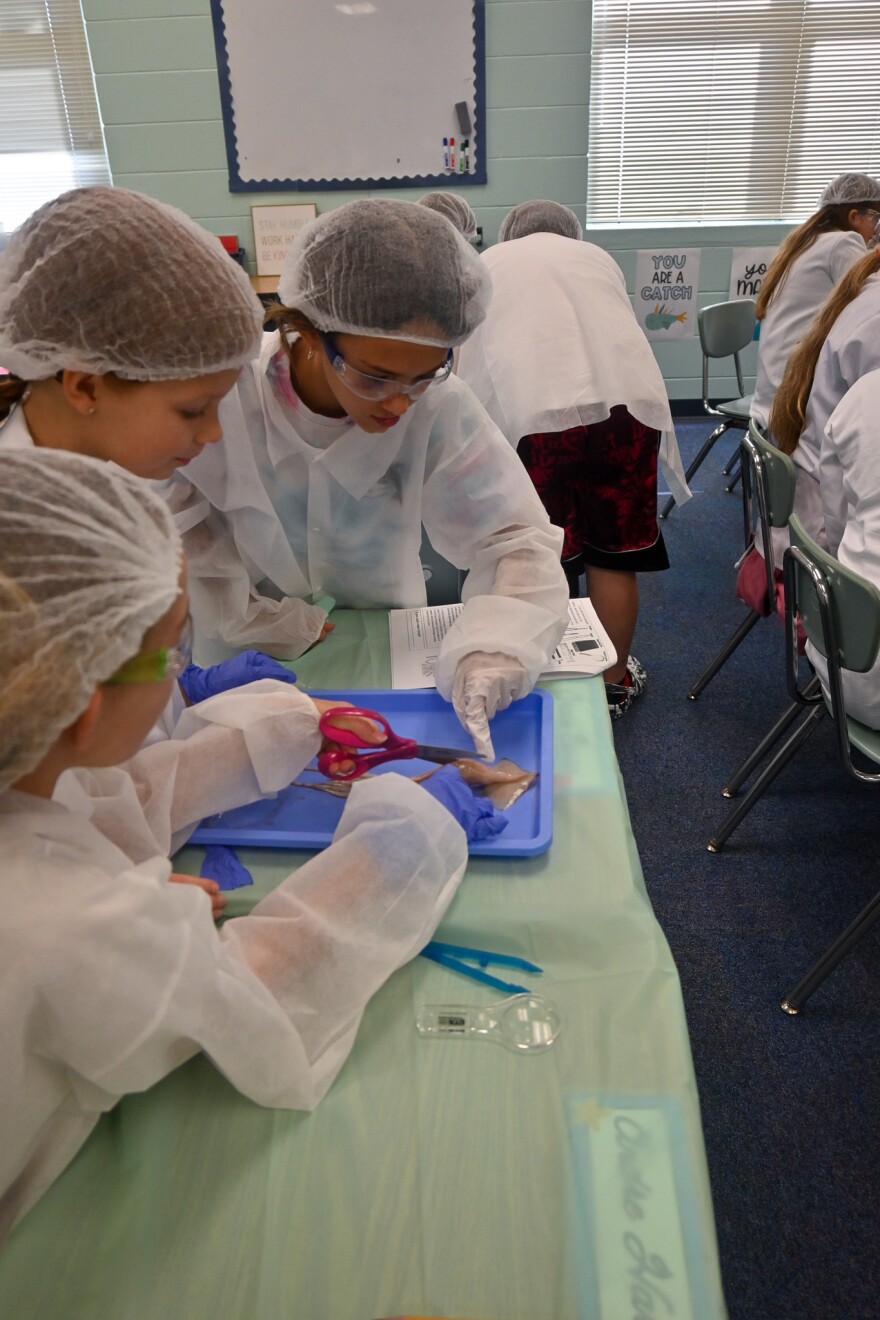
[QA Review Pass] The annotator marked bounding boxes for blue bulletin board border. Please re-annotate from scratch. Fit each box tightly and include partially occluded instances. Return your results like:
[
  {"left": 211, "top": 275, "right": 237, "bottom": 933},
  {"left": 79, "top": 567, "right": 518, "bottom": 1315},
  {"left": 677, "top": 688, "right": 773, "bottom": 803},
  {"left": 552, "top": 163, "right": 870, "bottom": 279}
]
[{"left": 210, "top": 0, "right": 487, "bottom": 193}]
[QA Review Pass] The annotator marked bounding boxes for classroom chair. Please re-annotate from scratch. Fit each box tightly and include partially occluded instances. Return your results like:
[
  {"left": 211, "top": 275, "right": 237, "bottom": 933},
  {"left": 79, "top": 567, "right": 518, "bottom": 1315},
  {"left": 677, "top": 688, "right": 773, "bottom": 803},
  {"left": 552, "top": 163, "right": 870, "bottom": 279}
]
[
  {"left": 661, "top": 298, "right": 756, "bottom": 521},
  {"left": 776, "top": 516, "right": 880, "bottom": 1013},
  {"left": 689, "top": 421, "right": 794, "bottom": 703}
]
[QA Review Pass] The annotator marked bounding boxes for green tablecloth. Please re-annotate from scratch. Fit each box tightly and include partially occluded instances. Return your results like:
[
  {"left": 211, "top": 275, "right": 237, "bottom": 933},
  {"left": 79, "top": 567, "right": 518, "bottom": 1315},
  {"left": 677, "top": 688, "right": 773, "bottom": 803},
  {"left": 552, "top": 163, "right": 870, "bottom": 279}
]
[{"left": 0, "top": 611, "right": 727, "bottom": 1320}]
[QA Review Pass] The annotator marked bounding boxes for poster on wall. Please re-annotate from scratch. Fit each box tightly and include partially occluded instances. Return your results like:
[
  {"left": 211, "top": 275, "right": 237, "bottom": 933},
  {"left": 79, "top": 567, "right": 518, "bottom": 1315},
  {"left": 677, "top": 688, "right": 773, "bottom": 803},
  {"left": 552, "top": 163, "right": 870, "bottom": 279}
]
[
  {"left": 729, "top": 246, "right": 777, "bottom": 302},
  {"left": 634, "top": 249, "right": 701, "bottom": 341},
  {"left": 251, "top": 203, "right": 317, "bottom": 276}
]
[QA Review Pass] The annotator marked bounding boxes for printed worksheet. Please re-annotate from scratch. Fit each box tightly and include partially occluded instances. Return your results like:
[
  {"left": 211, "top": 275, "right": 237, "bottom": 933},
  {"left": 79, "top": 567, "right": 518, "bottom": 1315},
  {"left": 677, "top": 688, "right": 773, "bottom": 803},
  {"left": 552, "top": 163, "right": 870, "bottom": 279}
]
[{"left": 389, "top": 599, "right": 617, "bottom": 689}]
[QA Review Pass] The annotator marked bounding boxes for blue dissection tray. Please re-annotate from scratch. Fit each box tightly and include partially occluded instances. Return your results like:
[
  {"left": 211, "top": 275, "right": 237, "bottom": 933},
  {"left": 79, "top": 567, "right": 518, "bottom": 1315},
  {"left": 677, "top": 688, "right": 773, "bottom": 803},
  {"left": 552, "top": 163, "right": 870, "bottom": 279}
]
[{"left": 189, "top": 688, "right": 553, "bottom": 858}]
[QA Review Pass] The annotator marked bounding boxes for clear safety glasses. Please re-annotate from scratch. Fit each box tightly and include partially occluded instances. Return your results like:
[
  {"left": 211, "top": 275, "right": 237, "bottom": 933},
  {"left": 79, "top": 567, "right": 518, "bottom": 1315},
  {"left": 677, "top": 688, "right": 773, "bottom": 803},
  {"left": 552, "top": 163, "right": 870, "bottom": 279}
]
[
  {"left": 321, "top": 334, "right": 453, "bottom": 401},
  {"left": 106, "top": 614, "right": 193, "bottom": 686}
]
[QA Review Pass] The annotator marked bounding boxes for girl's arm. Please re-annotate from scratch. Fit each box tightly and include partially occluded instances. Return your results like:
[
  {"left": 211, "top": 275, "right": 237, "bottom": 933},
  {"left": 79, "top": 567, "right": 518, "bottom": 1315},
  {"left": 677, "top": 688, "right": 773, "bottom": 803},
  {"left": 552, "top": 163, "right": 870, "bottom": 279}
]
[
  {"left": 49, "top": 776, "right": 467, "bottom": 1112},
  {"left": 420, "top": 383, "right": 568, "bottom": 696}
]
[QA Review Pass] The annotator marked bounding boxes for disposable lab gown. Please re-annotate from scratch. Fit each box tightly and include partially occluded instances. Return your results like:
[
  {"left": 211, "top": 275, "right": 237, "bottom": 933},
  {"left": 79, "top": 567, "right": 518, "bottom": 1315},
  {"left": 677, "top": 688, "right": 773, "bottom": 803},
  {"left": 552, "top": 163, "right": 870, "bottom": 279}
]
[
  {"left": 812, "top": 369, "right": 880, "bottom": 727},
  {"left": 750, "top": 230, "right": 865, "bottom": 431},
  {"left": 763, "top": 272, "right": 880, "bottom": 570},
  {"left": 163, "top": 332, "right": 568, "bottom": 695},
  {"left": 455, "top": 233, "right": 690, "bottom": 507},
  {"left": 0, "top": 681, "right": 467, "bottom": 1242}
]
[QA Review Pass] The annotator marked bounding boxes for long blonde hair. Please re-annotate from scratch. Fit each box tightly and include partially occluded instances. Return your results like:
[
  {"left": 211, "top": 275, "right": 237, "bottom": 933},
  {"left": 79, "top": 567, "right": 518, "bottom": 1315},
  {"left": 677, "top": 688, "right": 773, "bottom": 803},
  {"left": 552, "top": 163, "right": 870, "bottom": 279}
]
[
  {"left": 756, "top": 204, "right": 864, "bottom": 320},
  {"left": 770, "top": 249, "right": 880, "bottom": 453}
]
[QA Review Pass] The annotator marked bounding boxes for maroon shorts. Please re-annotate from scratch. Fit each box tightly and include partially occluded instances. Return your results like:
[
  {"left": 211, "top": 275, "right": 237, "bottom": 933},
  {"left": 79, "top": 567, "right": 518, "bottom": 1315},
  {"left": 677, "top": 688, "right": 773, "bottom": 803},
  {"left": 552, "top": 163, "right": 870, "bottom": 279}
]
[{"left": 518, "top": 406, "right": 668, "bottom": 572}]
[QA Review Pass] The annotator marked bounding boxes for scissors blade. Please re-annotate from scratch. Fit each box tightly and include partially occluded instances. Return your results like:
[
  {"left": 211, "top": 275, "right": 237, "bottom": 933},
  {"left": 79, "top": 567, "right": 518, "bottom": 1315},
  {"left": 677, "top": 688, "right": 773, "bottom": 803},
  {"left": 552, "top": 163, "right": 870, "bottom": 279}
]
[{"left": 413, "top": 743, "right": 474, "bottom": 764}]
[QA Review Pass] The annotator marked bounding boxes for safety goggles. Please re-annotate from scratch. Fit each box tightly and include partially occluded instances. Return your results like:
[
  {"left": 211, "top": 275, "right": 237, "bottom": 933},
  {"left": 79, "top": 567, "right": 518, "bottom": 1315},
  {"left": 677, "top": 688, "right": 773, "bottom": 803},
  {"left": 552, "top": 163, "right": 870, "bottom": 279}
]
[
  {"left": 321, "top": 335, "right": 453, "bottom": 401},
  {"left": 106, "top": 614, "right": 193, "bottom": 686}
]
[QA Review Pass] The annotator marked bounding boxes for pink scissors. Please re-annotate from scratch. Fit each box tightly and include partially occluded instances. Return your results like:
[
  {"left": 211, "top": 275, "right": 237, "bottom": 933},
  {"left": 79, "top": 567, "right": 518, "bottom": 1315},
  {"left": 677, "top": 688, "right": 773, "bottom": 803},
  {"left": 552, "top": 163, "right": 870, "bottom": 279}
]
[{"left": 317, "top": 706, "right": 474, "bottom": 781}]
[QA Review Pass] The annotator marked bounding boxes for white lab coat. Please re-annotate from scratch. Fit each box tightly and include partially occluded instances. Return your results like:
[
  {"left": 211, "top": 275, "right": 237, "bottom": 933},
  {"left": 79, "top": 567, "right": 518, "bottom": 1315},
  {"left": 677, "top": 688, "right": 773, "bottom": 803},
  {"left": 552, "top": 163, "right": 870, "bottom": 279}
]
[
  {"left": 811, "top": 369, "right": 880, "bottom": 727},
  {"left": 163, "top": 332, "right": 568, "bottom": 696},
  {"left": 0, "top": 680, "right": 467, "bottom": 1241},
  {"left": 750, "top": 230, "right": 866, "bottom": 430},
  {"left": 761, "top": 271, "right": 880, "bottom": 570},
  {"left": 455, "top": 233, "right": 690, "bottom": 507}
]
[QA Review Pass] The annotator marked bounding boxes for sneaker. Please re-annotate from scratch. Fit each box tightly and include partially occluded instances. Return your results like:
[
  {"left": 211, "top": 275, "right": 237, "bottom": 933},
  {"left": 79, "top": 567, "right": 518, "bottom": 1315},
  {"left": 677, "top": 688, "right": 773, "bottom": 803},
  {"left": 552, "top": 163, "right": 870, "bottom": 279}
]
[{"left": 605, "top": 655, "right": 647, "bottom": 720}]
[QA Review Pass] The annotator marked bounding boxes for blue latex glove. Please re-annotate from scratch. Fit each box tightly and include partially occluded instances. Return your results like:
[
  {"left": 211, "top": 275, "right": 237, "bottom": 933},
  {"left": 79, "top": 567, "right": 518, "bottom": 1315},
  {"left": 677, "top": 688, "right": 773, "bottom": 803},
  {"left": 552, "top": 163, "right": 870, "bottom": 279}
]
[
  {"left": 420, "top": 765, "right": 509, "bottom": 843},
  {"left": 200, "top": 845, "right": 253, "bottom": 892},
  {"left": 179, "top": 651, "right": 297, "bottom": 704}
]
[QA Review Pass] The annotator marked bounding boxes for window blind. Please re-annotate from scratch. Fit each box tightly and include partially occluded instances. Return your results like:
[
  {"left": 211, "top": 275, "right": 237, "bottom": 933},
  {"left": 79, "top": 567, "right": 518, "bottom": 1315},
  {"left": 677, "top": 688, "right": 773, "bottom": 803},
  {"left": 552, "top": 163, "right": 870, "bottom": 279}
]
[
  {"left": 588, "top": 0, "right": 880, "bottom": 226},
  {"left": 0, "top": 0, "right": 111, "bottom": 236}
]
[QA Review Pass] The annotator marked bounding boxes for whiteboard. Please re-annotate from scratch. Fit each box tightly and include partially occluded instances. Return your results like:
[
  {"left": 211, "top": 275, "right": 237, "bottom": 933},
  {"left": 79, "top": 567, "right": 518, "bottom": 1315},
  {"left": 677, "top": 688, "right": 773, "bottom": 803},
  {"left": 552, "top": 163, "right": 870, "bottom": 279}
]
[{"left": 211, "top": 0, "right": 486, "bottom": 191}]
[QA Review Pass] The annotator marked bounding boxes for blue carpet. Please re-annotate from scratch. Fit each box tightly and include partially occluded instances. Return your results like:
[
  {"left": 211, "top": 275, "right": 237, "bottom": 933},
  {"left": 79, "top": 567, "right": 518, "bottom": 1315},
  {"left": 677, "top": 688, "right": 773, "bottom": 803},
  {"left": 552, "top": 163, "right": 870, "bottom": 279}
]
[{"left": 611, "top": 421, "right": 880, "bottom": 1320}]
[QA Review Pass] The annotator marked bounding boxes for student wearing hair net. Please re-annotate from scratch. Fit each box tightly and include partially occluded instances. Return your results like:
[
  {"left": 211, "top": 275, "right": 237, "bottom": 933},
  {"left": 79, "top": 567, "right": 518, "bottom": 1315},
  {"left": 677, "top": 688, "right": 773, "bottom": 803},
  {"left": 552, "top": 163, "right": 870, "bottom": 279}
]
[
  {"left": 417, "top": 192, "right": 478, "bottom": 240},
  {"left": 0, "top": 185, "right": 332, "bottom": 658},
  {"left": 164, "top": 199, "right": 569, "bottom": 759},
  {"left": 734, "top": 173, "right": 880, "bottom": 619},
  {"left": 0, "top": 449, "right": 503, "bottom": 1241},
  {"left": 456, "top": 201, "right": 689, "bottom": 718}
]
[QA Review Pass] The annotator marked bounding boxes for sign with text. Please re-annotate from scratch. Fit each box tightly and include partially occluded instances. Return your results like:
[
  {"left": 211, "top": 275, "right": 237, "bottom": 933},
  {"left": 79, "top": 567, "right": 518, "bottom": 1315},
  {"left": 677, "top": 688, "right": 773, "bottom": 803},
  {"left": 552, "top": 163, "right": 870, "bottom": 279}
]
[
  {"left": 729, "top": 246, "right": 777, "bottom": 302},
  {"left": 251, "top": 203, "right": 317, "bottom": 276},
  {"left": 566, "top": 1091, "right": 720, "bottom": 1318},
  {"left": 634, "top": 249, "right": 701, "bottom": 341}
]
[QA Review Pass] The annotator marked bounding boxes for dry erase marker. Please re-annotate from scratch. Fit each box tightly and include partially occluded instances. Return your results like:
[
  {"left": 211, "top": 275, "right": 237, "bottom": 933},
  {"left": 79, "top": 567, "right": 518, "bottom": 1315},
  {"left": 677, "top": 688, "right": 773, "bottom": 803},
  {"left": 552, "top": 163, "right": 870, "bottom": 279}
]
[
  {"left": 449, "top": 137, "right": 455, "bottom": 170},
  {"left": 443, "top": 137, "right": 449, "bottom": 169}
]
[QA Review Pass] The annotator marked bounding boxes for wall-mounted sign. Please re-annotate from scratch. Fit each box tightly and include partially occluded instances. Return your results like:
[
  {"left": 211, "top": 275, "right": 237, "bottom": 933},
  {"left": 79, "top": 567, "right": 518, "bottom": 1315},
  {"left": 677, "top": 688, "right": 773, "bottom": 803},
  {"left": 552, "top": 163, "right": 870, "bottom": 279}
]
[{"left": 251, "top": 203, "right": 317, "bottom": 276}]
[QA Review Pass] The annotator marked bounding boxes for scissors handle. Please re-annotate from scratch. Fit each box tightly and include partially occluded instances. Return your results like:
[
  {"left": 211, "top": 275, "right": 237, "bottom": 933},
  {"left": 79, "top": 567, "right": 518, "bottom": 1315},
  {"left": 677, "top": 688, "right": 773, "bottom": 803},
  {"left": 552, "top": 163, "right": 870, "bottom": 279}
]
[{"left": 316, "top": 706, "right": 417, "bottom": 781}]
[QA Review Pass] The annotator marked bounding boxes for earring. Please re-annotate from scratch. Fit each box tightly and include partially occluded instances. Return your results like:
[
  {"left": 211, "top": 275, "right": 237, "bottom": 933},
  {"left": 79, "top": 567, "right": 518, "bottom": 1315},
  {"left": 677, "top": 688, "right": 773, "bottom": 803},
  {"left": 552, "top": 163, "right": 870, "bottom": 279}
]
[
  {"left": 307, "top": 348, "right": 314, "bottom": 361},
  {"left": 87, "top": 407, "right": 96, "bottom": 415}
]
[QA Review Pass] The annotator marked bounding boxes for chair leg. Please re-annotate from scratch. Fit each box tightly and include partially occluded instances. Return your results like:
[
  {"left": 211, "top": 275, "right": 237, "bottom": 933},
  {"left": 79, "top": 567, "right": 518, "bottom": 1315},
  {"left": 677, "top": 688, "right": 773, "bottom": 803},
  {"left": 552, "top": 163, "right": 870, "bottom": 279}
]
[
  {"left": 688, "top": 610, "right": 762, "bottom": 701},
  {"left": 725, "top": 465, "right": 742, "bottom": 494},
  {"left": 660, "top": 420, "right": 731, "bottom": 520},
  {"left": 707, "top": 704, "right": 826, "bottom": 852},
  {"left": 781, "top": 889, "right": 880, "bottom": 1015},
  {"left": 721, "top": 444, "right": 741, "bottom": 476},
  {"left": 722, "top": 675, "right": 822, "bottom": 798}
]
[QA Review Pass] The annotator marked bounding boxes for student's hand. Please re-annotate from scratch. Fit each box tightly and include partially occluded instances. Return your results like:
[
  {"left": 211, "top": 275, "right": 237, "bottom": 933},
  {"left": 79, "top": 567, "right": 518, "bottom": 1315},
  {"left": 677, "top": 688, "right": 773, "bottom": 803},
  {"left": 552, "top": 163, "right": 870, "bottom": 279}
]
[
  {"left": 420, "top": 765, "right": 509, "bottom": 842},
  {"left": 169, "top": 872, "right": 227, "bottom": 920},
  {"left": 310, "top": 698, "right": 386, "bottom": 778},
  {"left": 305, "top": 620, "right": 335, "bottom": 650},
  {"left": 178, "top": 651, "right": 298, "bottom": 704},
  {"left": 451, "top": 652, "right": 531, "bottom": 760}
]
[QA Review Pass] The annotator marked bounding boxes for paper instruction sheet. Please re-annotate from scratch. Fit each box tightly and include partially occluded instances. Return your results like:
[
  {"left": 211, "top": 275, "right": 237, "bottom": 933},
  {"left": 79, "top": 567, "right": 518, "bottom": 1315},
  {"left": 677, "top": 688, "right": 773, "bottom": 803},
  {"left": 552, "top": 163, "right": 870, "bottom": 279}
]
[{"left": 389, "top": 599, "right": 617, "bottom": 690}]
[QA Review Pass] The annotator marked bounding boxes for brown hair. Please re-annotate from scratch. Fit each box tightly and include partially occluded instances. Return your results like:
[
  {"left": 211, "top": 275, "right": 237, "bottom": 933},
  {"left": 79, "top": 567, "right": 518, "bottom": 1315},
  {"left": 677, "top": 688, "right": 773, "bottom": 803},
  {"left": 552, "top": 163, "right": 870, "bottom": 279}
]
[
  {"left": 263, "top": 303, "right": 317, "bottom": 371},
  {"left": 0, "top": 374, "right": 29, "bottom": 422},
  {"left": 769, "top": 249, "right": 880, "bottom": 453},
  {"left": 756, "top": 204, "right": 867, "bottom": 319}
]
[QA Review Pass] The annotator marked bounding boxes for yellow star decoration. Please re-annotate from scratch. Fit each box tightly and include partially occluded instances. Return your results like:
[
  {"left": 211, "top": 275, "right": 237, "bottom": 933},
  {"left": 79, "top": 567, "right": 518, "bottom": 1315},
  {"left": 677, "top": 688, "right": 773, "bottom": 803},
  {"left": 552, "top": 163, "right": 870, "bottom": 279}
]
[{"left": 571, "top": 1097, "right": 610, "bottom": 1130}]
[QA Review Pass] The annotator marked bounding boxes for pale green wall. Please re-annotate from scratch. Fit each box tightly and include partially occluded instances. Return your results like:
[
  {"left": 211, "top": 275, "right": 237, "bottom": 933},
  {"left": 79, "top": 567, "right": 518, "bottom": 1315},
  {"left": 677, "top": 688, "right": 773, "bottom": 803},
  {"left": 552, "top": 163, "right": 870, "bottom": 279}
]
[{"left": 82, "top": 0, "right": 791, "bottom": 398}]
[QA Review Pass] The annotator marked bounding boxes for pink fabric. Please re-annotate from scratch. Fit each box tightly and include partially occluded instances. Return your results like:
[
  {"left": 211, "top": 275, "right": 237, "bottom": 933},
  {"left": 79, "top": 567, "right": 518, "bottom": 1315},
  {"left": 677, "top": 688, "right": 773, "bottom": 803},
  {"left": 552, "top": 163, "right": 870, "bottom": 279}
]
[{"left": 735, "top": 545, "right": 806, "bottom": 653}]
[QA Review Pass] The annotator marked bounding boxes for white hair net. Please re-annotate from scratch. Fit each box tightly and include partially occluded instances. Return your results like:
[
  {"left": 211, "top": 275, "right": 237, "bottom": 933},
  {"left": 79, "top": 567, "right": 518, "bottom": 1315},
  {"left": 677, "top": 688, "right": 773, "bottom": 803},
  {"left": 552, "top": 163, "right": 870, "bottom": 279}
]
[
  {"left": 276, "top": 199, "right": 491, "bottom": 346},
  {"left": 0, "top": 186, "right": 264, "bottom": 381},
  {"left": 0, "top": 449, "right": 183, "bottom": 792},
  {"left": 498, "top": 200, "right": 583, "bottom": 243},
  {"left": 417, "top": 192, "right": 478, "bottom": 240},
  {"left": 819, "top": 173, "right": 880, "bottom": 207}
]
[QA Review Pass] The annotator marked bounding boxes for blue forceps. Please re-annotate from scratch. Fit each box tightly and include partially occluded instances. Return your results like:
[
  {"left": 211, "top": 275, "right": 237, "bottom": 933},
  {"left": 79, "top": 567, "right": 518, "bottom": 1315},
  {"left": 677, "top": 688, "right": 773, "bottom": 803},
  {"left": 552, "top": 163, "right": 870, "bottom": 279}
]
[{"left": 421, "top": 941, "right": 543, "bottom": 995}]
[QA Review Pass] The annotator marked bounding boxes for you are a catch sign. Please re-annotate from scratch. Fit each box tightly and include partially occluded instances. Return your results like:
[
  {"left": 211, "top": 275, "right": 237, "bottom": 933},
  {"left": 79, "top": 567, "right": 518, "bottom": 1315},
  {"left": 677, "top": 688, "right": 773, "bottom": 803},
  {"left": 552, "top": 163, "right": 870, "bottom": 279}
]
[{"left": 634, "top": 249, "right": 701, "bottom": 341}]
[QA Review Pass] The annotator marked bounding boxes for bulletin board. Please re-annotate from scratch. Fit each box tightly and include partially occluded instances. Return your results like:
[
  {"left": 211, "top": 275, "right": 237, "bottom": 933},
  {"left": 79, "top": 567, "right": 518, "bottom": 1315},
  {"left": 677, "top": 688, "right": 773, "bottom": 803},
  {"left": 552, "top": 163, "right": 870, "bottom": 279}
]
[{"left": 210, "top": 0, "right": 486, "bottom": 192}]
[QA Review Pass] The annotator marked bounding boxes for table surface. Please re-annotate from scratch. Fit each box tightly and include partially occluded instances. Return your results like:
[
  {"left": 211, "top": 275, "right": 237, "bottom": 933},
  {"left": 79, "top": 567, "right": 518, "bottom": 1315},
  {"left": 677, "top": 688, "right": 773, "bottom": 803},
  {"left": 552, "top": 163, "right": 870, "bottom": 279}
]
[{"left": 0, "top": 611, "right": 727, "bottom": 1320}]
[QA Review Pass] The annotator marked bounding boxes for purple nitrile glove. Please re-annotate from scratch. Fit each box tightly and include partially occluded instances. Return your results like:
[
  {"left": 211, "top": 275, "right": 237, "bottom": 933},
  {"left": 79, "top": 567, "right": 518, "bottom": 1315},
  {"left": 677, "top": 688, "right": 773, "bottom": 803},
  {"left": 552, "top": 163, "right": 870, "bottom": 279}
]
[
  {"left": 420, "top": 764, "right": 509, "bottom": 843},
  {"left": 200, "top": 845, "right": 254, "bottom": 892},
  {"left": 179, "top": 651, "right": 297, "bottom": 703}
]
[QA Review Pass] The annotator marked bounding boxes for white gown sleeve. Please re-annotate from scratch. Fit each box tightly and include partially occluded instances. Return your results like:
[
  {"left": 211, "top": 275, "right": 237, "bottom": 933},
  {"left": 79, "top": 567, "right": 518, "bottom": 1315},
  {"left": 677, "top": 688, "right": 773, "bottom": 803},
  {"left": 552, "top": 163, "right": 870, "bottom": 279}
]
[
  {"left": 56, "top": 681, "right": 323, "bottom": 860},
  {"left": 42, "top": 775, "right": 468, "bottom": 1112},
  {"left": 423, "top": 384, "right": 568, "bottom": 697},
  {"left": 162, "top": 478, "right": 328, "bottom": 660},
  {"left": 829, "top": 232, "right": 868, "bottom": 284}
]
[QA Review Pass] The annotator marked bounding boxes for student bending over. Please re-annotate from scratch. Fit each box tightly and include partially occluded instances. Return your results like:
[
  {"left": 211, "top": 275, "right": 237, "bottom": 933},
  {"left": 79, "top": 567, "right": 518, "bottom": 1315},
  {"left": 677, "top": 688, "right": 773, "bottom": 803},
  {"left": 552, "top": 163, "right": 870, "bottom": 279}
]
[{"left": 0, "top": 450, "right": 495, "bottom": 1243}]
